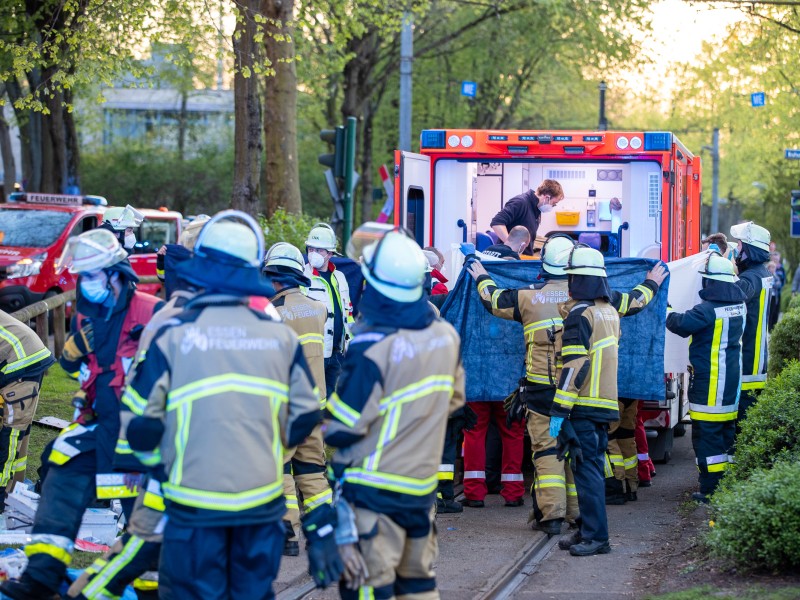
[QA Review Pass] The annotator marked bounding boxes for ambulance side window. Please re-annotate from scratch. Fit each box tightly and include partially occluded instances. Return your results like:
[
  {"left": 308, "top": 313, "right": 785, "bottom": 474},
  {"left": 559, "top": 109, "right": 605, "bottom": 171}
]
[{"left": 406, "top": 187, "right": 425, "bottom": 247}]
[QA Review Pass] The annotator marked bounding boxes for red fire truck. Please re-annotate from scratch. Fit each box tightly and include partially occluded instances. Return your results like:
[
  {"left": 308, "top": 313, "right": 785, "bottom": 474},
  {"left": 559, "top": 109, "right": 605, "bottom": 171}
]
[{"left": 394, "top": 130, "right": 701, "bottom": 460}]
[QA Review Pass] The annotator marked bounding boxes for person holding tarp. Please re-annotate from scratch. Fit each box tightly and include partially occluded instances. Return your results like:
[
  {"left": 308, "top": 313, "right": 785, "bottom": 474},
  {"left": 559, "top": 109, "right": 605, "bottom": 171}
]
[{"left": 666, "top": 251, "right": 746, "bottom": 503}]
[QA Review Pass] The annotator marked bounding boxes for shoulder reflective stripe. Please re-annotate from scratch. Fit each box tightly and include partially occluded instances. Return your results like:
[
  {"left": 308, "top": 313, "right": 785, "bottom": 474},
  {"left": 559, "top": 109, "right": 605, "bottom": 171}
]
[
  {"left": 24, "top": 543, "right": 72, "bottom": 565},
  {"left": 122, "top": 387, "right": 148, "bottom": 415},
  {"left": 707, "top": 319, "right": 723, "bottom": 406},
  {"left": 2, "top": 347, "right": 51, "bottom": 374},
  {"left": 463, "top": 471, "right": 485, "bottom": 479},
  {"left": 327, "top": 392, "right": 361, "bottom": 428},
  {"left": 501, "top": 473, "right": 524, "bottom": 482},
  {"left": 161, "top": 479, "right": 284, "bottom": 511},
  {"left": 0, "top": 326, "right": 24, "bottom": 360},
  {"left": 343, "top": 469, "right": 438, "bottom": 496},
  {"left": 303, "top": 489, "right": 333, "bottom": 512},
  {"left": 168, "top": 374, "right": 289, "bottom": 411},
  {"left": 298, "top": 333, "right": 324, "bottom": 346},
  {"left": 378, "top": 375, "right": 455, "bottom": 413},
  {"left": 523, "top": 318, "right": 563, "bottom": 335}
]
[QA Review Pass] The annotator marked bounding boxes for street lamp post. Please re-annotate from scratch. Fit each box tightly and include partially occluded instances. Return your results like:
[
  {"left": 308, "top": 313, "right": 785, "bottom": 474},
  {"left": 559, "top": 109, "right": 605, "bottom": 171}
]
[{"left": 598, "top": 81, "right": 608, "bottom": 131}]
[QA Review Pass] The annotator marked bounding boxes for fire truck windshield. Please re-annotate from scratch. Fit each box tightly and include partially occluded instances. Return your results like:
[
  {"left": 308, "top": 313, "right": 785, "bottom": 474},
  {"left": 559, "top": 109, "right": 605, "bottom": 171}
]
[{"left": 0, "top": 208, "right": 73, "bottom": 248}]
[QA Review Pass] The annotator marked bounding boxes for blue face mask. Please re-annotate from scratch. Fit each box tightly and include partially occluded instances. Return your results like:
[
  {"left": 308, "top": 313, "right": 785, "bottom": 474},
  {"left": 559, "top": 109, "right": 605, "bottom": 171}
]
[{"left": 80, "top": 277, "right": 110, "bottom": 304}]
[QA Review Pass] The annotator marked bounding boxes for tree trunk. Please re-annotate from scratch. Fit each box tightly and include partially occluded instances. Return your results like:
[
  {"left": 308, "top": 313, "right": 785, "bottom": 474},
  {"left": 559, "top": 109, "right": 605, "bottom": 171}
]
[
  {"left": 231, "top": 0, "right": 263, "bottom": 216},
  {"left": 5, "top": 80, "right": 33, "bottom": 192},
  {"left": 263, "top": 0, "right": 302, "bottom": 217},
  {"left": 63, "top": 88, "right": 80, "bottom": 192},
  {"left": 0, "top": 86, "right": 17, "bottom": 201},
  {"left": 177, "top": 89, "right": 188, "bottom": 162},
  {"left": 359, "top": 102, "right": 375, "bottom": 224}
]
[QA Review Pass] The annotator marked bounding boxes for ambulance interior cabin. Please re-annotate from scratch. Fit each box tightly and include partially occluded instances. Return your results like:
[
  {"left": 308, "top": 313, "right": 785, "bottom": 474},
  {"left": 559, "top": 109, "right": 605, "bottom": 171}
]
[{"left": 427, "top": 160, "right": 664, "bottom": 270}]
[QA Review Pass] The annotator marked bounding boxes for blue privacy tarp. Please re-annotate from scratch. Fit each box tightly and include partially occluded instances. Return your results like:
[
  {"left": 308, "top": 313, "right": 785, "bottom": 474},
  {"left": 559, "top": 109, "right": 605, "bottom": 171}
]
[{"left": 440, "top": 259, "right": 669, "bottom": 403}]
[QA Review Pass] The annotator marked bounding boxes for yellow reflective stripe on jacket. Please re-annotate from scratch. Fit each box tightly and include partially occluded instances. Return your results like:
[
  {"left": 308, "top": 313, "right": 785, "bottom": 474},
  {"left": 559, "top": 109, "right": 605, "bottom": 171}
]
[
  {"left": 162, "top": 479, "right": 284, "bottom": 511},
  {"left": 562, "top": 345, "right": 588, "bottom": 357},
  {"left": 566, "top": 483, "right": 577, "bottom": 497},
  {"left": 477, "top": 279, "right": 493, "bottom": 294},
  {"left": 575, "top": 396, "right": 618, "bottom": 410},
  {"left": 707, "top": 319, "right": 723, "bottom": 405},
  {"left": 0, "top": 326, "right": 24, "bottom": 360},
  {"left": 142, "top": 478, "right": 166, "bottom": 512},
  {"left": 50, "top": 423, "right": 91, "bottom": 465},
  {"left": 343, "top": 468, "right": 438, "bottom": 496},
  {"left": 554, "top": 390, "right": 577, "bottom": 409},
  {"left": 534, "top": 474, "right": 565, "bottom": 489},
  {"left": 633, "top": 283, "right": 654, "bottom": 304},
  {"left": 753, "top": 287, "right": 767, "bottom": 376},
  {"left": 0, "top": 428, "right": 20, "bottom": 485},
  {"left": 490, "top": 289, "right": 503, "bottom": 310},
  {"left": 115, "top": 439, "right": 133, "bottom": 456},
  {"left": 171, "top": 403, "right": 192, "bottom": 486},
  {"left": 304, "top": 489, "right": 332, "bottom": 512},
  {"left": 525, "top": 372, "right": 552, "bottom": 385},
  {"left": 523, "top": 318, "right": 563, "bottom": 337},
  {"left": 133, "top": 578, "right": 159, "bottom": 591},
  {"left": 590, "top": 336, "right": 616, "bottom": 353},
  {"left": 618, "top": 293, "right": 630, "bottom": 315},
  {"left": 12, "top": 455, "right": 27, "bottom": 473},
  {"left": 2, "top": 347, "right": 51, "bottom": 374},
  {"left": 298, "top": 333, "right": 324, "bottom": 346},
  {"left": 168, "top": 374, "right": 289, "bottom": 412},
  {"left": 134, "top": 448, "right": 162, "bottom": 467},
  {"left": 25, "top": 543, "right": 72, "bottom": 565},
  {"left": 96, "top": 474, "right": 139, "bottom": 499},
  {"left": 328, "top": 392, "right": 361, "bottom": 428},
  {"left": 378, "top": 375, "right": 455, "bottom": 413},
  {"left": 122, "top": 387, "right": 148, "bottom": 415}
]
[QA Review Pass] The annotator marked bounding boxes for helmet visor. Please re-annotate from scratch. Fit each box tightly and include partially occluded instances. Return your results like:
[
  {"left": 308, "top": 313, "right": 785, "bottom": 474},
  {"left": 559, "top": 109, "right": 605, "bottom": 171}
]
[{"left": 346, "top": 222, "right": 399, "bottom": 261}]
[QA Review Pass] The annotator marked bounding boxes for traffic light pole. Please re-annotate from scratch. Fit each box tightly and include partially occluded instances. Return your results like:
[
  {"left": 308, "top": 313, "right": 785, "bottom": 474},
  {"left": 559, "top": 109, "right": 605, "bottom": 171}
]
[{"left": 343, "top": 116, "right": 357, "bottom": 249}]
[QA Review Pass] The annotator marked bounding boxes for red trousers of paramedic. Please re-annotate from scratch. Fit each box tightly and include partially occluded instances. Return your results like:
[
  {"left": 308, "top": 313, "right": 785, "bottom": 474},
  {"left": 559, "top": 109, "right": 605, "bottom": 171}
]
[
  {"left": 463, "top": 401, "right": 525, "bottom": 502},
  {"left": 635, "top": 408, "right": 655, "bottom": 483}
]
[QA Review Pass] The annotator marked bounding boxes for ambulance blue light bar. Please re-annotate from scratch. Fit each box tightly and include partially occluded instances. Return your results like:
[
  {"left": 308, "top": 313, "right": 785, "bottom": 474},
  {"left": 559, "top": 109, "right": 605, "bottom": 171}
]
[
  {"left": 644, "top": 132, "right": 672, "bottom": 151},
  {"left": 420, "top": 130, "right": 446, "bottom": 149}
]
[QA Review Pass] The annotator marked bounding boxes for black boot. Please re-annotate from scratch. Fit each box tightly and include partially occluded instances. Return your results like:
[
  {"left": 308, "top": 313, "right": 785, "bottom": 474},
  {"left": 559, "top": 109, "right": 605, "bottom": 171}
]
[
  {"left": 625, "top": 480, "right": 638, "bottom": 502},
  {"left": 692, "top": 492, "right": 710, "bottom": 504},
  {"left": 605, "top": 478, "right": 627, "bottom": 505},
  {"left": 436, "top": 497, "right": 463, "bottom": 514},
  {"left": 569, "top": 539, "right": 611, "bottom": 557},
  {"left": 282, "top": 519, "right": 299, "bottom": 557},
  {"left": 558, "top": 529, "right": 582, "bottom": 550},
  {"left": 531, "top": 518, "right": 563, "bottom": 536}
]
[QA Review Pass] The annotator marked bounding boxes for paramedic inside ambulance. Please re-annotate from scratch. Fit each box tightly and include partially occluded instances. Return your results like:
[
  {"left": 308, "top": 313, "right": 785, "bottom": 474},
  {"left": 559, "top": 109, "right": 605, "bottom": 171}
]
[{"left": 490, "top": 179, "right": 564, "bottom": 257}]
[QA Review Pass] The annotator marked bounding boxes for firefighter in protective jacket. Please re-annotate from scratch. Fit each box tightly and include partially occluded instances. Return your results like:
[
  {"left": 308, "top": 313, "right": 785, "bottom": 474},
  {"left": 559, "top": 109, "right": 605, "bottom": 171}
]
[
  {"left": 728, "top": 222, "right": 772, "bottom": 428},
  {"left": 549, "top": 245, "right": 666, "bottom": 557},
  {"left": 466, "top": 234, "right": 577, "bottom": 534},
  {"left": 122, "top": 211, "right": 323, "bottom": 599},
  {"left": 0, "top": 311, "right": 54, "bottom": 506},
  {"left": 667, "top": 252, "right": 746, "bottom": 502},
  {"left": 2, "top": 229, "right": 161, "bottom": 600},
  {"left": 263, "top": 242, "right": 331, "bottom": 557},
  {"left": 325, "top": 228, "right": 465, "bottom": 600}
]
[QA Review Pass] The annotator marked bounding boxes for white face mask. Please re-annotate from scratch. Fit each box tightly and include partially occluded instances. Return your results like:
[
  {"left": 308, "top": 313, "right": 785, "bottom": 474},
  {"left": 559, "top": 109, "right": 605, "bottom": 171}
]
[
  {"left": 124, "top": 233, "right": 137, "bottom": 249},
  {"left": 80, "top": 276, "right": 110, "bottom": 304},
  {"left": 539, "top": 203, "right": 553, "bottom": 213},
  {"left": 308, "top": 252, "right": 327, "bottom": 269}
]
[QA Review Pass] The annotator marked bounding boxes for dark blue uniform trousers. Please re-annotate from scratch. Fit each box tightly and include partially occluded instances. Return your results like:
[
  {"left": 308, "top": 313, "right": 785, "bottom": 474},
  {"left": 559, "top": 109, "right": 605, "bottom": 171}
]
[
  {"left": 692, "top": 419, "right": 735, "bottom": 495},
  {"left": 572, "top": 419, "right": 609, "bottom": 543},
  {"left": 159, "top": 520, "right": 284, "bottom": 600}
]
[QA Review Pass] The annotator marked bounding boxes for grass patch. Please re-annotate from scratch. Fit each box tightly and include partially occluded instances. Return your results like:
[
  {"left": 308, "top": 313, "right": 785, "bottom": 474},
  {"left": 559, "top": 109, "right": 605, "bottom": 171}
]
[
  {"left": 28, "top": 366, "right": 79, "bottom": 482},
  {"left": 0, "top": 544, "right": 98, "bottom": 570},
  {"left": 647, "top": 587, "right": 800, "bottom": 600}
]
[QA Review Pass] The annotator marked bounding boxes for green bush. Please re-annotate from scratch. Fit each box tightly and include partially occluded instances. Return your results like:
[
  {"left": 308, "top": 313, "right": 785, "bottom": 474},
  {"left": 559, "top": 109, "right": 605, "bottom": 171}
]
[
  {"left": 261, "top": 209, "right": 327, "bottom": 251},
  {"left": 728, "top": 360, "right": 800, "bottom": 483},
  {"left": 767, "top": 310, "right": 800, "bottom": 378},
  {"left": 707, "top": 461, "right": 800, "bottom": 572},
  {"left": 786, "top": 292, "right": 800, "bottom": 313}
]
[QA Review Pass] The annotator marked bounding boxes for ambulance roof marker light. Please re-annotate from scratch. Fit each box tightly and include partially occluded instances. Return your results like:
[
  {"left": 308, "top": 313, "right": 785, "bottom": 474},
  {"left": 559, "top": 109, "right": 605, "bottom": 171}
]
[
  {"left": 616, "top": 136, "right": 629, "bottom": 150},
  {"left": 644, "top": 132, "right": 673, "bottom": 151},
  {"left": 630, "top": 136, "right": 643, "bottom": 150},
  {"left": 420, "top": 130, "right": 446, "bottom": 149}
]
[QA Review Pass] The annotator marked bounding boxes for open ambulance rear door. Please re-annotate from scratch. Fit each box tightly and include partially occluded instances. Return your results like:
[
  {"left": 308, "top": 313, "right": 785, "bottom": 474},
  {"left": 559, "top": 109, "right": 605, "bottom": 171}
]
[{"left": 394, "top": 151, "right": 431, "bottom": 248}]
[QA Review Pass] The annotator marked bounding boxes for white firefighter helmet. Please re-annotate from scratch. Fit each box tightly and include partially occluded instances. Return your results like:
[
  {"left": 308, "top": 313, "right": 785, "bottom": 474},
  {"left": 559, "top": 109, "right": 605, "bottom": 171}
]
[
  {"left": 562, "top": 244, "right": 607, "bottom": 278},
  {"left": 729, "top": 221, "right": 770, "bottom": 252},
  {"left": 305, "top": 222, "right": 338, "bottom": 251},
  {"left": 541, "top": 234, "right": 576, "bottom": 276},
  {"left": 264, "top": 242, "right": 305, "bottom": 274},
  {"left": 193, "top": 210, "right": 265, "bottom": 267},
  {"left": 346, "top": 222, "right": 396, "bottom": 261},
  {"left": 103, "top": 205, "right": 145, "bottom": 230},
  {"left": 362, "top": 230, "right": 427, "bottom": 302},
  {"left": 699, "top": 251, "right": 736, "bottom": 283},
  {"left": 179, "top": 214, "right": 210, "bottom": 251},
  {"left": 56, "top": 228, "right": 128, "bottom": 274}
]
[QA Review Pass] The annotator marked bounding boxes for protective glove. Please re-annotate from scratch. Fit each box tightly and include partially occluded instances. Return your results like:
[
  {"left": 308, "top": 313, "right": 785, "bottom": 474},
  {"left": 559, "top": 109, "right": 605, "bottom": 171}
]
[
  {"left": 339, "top": 543, "right": 369, "bottom": 591},
  {"left": 556, "top": 420, "right": 583, "bottom": 472},
  {"left": 462, "top": 404, "right": 478, "bottom": 431},
  {"left": 62, "top": 321, "right": 94, "bottom": 363},
  {"left": 459, "top": 242, "right": 476, "bottom": 257},
  {"left": 549, "top": 416, "right": 564, "bottom": 438},
  {"left": 302, "top": 503, "right": 345, "bottom": 588},
  {"left": 503, "top": 389, "right": 527, "bottom": 428}
]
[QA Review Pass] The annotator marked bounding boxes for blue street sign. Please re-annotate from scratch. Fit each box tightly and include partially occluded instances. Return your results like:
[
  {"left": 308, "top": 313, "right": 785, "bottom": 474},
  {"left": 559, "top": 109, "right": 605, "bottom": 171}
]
[
  {"left": 786, "top": 149, "right": 800, "bottom": 160},
  {"left": 751, "top": 92, "right": 765, "bottom": 107},
  {"left": 461, "top": 81, "right": 477, "bottom": 98}
]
